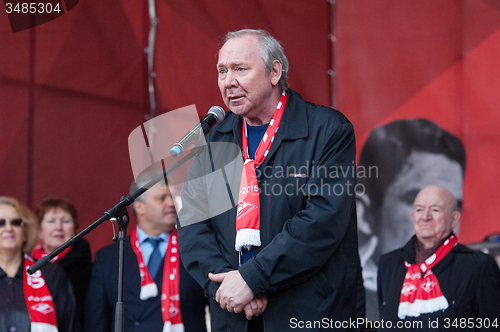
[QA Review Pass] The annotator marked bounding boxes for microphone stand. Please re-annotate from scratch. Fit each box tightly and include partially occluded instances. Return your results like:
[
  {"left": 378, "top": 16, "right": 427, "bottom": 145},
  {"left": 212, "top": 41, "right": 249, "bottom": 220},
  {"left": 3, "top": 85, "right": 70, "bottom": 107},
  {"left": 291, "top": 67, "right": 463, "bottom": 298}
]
[{"left": 28, "top": 145, "right": 205, "bottom": 332}]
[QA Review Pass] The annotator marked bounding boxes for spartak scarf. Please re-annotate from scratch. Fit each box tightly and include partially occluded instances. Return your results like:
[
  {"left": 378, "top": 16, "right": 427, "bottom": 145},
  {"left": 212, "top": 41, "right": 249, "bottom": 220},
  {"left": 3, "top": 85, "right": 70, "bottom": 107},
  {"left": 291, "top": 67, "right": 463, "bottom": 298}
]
[
  {"left": 23, "top": 254, "right": 58, "bottom": 332},
  {"left": 130, "top": 226, "right": 183, "bottom": 332},
  {"left": 235, "top": 91, "right": 288, "bottom": 253},
  {"left": 32, "top": 243, "right": 72, "bottom": 263},
  {"left": 398, "top": 234, "right": 458, "bottom": 319}
]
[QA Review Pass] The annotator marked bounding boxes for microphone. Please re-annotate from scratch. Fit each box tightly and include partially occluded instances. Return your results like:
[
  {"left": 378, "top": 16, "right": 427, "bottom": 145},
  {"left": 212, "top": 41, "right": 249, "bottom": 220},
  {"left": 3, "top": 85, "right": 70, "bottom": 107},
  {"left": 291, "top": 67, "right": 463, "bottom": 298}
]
[{"left": 170, "top": 106, "right": 225, "bottom": 157}]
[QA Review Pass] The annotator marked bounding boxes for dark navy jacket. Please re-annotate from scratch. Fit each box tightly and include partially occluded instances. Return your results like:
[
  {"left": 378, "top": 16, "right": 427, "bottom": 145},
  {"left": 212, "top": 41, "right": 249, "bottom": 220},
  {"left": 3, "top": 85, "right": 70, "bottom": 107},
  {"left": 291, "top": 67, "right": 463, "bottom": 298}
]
[
  {"left": 0, "top": 256, "right": 77, "bottom": 332},
  {"left": 85, "top": 236, "right": 208, "bottom": 332},
  {"left": 178, "top": 89, "right": 361, "bottom": 331},
  {"left": 378, "top": 236, "right": 500, "bottom": 331}
]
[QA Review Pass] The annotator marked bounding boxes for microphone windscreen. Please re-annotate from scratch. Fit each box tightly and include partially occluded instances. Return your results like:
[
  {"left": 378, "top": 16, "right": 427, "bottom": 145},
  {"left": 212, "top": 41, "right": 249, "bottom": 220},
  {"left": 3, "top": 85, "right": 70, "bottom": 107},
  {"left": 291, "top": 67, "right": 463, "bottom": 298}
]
[{"left": 208, "top": 106, "right": 225, "bottom": 123}]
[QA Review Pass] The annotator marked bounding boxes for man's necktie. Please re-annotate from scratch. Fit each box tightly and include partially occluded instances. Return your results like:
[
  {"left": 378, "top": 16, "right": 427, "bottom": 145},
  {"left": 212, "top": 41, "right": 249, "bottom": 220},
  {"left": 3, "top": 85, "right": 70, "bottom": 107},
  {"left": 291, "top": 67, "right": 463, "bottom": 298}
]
[{"left": 147, "top": 238, "right": 162, "bottom": 279}]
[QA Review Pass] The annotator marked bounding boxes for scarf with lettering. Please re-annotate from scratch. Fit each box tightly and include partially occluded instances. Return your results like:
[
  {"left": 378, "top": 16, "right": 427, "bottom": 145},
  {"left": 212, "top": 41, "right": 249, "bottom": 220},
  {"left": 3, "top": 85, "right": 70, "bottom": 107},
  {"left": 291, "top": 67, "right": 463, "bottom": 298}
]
[
  {"left": 398, "top": 234, "right": 458, "bottom": 319},
  {"left": 235, "top": 91, "right": 287, "bottom": 253},
  {"left": 23, "top": 254, "right": 58, "bottom": 332},
  {"left": 130, "top": 226, "right": 183, "bottom": 332},
  {"left": 31, "top": 243, "right": 72, "bottom": 263}
]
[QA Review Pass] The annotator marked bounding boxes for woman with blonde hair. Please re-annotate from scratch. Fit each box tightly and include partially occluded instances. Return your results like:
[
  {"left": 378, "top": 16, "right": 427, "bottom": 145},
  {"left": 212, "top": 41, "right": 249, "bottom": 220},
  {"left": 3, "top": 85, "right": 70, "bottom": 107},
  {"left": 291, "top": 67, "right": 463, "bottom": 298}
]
[{"left": 0, "top": 196, "right": 77, "bottom": 332}]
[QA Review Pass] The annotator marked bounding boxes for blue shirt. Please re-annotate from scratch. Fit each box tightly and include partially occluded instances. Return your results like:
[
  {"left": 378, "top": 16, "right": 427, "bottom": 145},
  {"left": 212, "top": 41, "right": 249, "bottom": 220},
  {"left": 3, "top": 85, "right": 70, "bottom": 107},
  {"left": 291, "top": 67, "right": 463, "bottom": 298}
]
[
  {"left": 246, "top": 123, "right": 269, "bottom": 159},
  {"left": 136, "top": 226, "right": 170, "bottom": 266}
]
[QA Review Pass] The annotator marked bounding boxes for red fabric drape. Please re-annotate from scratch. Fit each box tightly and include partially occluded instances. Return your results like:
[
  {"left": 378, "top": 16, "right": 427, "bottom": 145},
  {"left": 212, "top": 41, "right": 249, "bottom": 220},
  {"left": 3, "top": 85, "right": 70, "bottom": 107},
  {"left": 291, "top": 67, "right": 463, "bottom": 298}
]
[{"left": 1, "top": 0, "right": 498, "bottom": 255}]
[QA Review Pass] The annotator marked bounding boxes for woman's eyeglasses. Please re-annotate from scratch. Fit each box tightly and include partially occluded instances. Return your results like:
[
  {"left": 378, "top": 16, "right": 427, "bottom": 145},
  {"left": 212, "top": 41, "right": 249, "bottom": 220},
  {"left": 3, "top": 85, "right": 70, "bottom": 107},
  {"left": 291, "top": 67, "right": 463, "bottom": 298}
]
[{"left": 0, "top": 218, "right": 24, "bottom": 227}]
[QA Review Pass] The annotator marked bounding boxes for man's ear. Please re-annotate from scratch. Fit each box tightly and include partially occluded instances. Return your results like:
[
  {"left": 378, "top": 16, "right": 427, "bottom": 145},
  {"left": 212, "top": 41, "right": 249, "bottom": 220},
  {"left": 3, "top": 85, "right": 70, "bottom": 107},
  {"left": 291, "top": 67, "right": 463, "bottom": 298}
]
[
  {"left": 133, "top": 200, "right": 144, "bottom": 216},
  {"left": 270, "top": 60, "right": 282, "bottom": 86},
  {"left": 451, "top": 210, "right": 461, "bottom": 229},
  {"left": 356, "top": 193, "right": 372, "bottom": 235}
]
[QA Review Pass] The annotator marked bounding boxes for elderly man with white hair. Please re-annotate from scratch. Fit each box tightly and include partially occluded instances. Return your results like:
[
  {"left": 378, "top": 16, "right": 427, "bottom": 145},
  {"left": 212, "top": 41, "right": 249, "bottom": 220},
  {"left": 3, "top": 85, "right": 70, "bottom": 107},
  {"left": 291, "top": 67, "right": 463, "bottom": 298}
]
[{"left": 377, "top": 185, "right": 500, "bottom": 331}]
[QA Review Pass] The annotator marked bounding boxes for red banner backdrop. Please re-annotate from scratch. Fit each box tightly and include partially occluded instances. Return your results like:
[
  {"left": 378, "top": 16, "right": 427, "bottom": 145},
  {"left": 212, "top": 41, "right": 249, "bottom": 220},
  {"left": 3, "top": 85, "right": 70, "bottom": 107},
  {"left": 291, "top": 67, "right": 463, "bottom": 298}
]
[
  {"left": 336, "top": 0, "right": 500, "bottom": 244},
  {"left": 1, "top": 0, "right": 499, "bottom": 255},
  {"left": 0, "top": 0, "right": 331, "bottom": 254}
]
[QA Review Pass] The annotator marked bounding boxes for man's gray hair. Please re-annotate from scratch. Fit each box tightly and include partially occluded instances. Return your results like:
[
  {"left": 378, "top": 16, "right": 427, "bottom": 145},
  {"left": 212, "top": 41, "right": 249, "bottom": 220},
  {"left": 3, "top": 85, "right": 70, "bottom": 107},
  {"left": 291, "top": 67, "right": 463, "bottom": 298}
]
[
  {"left": 224, "top": 29, "right": 289, "bottom": 91},
  {"left": 129, "top": 171, "right": 168, "bottom": 216}
]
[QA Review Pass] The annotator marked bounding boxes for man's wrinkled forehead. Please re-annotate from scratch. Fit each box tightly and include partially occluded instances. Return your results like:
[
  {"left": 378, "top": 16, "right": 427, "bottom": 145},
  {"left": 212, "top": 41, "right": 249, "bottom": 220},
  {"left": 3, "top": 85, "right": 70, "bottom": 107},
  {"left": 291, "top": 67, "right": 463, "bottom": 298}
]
[
  {"left": 140, "top": 182, "right": 175, "bottom": 199},
  {"left": 217, "top": 35, "right": 264, "bottom": 64},
  {"left": 413, "top": 186, "right": 455, "bottom": 211}
]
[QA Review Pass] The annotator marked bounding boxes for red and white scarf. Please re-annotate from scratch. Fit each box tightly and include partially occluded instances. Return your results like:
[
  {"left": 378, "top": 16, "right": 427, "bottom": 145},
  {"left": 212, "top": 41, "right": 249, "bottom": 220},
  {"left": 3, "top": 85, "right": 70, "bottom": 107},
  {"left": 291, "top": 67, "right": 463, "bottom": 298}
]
[
  {"left": 23, "top": 254, "right": 58, "bottom": 332},
  {"left": 31, "top": 243, "right": 72, "bottom": 263},
  {"left": 398, "top": 234, "right": 458, "bottom": 319},
  {"left": 235, "top": 92, "right": 288, "bottom": 253},
  {"left": 130, "top": 226, "right": 183, "bottom": 332}
]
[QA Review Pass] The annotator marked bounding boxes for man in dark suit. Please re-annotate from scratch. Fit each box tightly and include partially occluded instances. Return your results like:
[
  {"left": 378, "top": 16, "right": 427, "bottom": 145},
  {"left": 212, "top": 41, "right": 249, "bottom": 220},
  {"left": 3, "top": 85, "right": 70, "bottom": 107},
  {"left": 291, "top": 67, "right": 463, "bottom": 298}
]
[
  {"left": 377, "top": 186, "right": 500, "bottom": 331},
  {"left": 356, "top": 119, "right": 466, "bottom": 321},
  {"left": 85, "top": 171, "right": 208, "bottom": 332}
]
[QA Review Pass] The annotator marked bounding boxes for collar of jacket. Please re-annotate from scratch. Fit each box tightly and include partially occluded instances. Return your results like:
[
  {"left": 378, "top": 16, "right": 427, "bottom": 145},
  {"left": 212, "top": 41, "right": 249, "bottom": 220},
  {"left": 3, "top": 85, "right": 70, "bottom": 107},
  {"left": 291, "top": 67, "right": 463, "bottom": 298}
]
[
  {"left": 216, "top": 89, "right": 309, "bottom": 156},
  {"left": 401, "top": 234, "right": 471, "bottom": 276}
]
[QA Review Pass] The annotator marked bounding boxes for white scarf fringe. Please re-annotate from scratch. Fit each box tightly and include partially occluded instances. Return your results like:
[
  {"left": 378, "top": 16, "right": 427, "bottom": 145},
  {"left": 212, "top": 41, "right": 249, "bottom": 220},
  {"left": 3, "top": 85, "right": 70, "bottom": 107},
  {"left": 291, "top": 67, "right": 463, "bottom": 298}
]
[
  {"left": 163, "top": 321, "right": 185, "bottom": 332},
  {"left": 398, "top": 295, "right": 449, "bottom": 319},
  {"left": 31, "top": 322, "right": 58, "bottom": 332},
  {"left": 140, "top": 282, "right": 159, "bottom": 300},
  {"left": 235, "top": 228, "right": 261, "bottom": 252}
]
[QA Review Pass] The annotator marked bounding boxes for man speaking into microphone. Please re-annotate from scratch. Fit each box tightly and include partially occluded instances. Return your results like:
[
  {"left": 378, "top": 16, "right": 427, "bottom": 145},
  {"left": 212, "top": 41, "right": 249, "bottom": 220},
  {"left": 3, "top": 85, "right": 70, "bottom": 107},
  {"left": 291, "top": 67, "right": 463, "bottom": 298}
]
[{"left": 177, "top": 29, "right": 362, "bottom": 332}]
